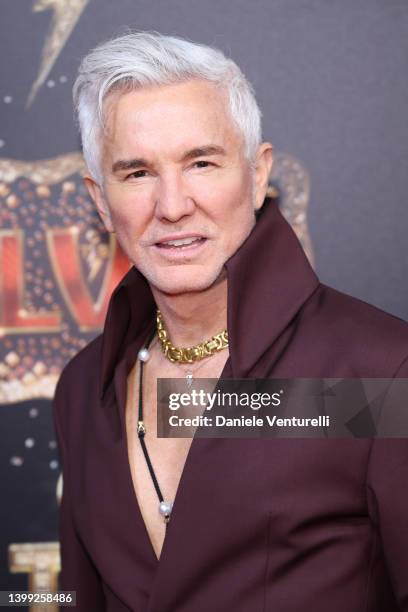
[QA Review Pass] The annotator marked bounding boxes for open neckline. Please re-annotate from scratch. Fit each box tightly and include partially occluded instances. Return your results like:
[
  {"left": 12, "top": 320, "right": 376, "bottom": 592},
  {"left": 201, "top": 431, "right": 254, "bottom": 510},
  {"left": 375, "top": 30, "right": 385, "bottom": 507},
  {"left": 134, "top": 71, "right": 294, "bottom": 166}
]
[
  {"left": 124, "top": 362, "right": 196, "bottom": 563},
  {"left": 123, "top": 353, "right": 232, "bottom": 564}
]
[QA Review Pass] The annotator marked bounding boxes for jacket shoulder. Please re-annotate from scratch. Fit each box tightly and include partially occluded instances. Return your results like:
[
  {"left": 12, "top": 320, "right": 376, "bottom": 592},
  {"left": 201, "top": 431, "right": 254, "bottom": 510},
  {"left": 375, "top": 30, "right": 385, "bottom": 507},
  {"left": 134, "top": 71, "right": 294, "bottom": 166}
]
[
  {"left": 317, "top": 284, "right": 408, "bottom": 334},
  {"left": 54, "top": 334, "right": 103, "bottom": 408},
  {"left": 304, "top": 284, "right": 408, "bottom": 375},
  {"left": 53, "top": 335, "right": 104, "bottom": 448}
]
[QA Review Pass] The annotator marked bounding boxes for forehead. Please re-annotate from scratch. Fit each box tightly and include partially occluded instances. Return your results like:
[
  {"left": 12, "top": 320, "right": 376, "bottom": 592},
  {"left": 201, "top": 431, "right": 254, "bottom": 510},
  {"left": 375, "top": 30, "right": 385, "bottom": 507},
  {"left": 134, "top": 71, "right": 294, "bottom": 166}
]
[{"left": 102, "top": 79, "right": 242, "bottom": 158}]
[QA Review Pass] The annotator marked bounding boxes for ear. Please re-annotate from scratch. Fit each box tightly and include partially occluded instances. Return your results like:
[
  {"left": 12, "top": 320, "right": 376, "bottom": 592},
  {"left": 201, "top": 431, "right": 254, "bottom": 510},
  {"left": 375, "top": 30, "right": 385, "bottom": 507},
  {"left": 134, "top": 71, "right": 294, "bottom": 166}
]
[
  {"left": 83, "top": 175, "right": 114, "bottom": 233},
  {"left": 252, "top": 142, "right": 273, "bottom": 211}
]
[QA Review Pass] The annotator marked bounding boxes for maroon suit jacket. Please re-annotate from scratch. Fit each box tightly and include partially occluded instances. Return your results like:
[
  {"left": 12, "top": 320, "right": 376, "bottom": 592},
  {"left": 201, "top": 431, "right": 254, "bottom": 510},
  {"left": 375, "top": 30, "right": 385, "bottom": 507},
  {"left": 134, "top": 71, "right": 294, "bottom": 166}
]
[{"left": 54, "top": 198, "right": 408, "bottom": 611}]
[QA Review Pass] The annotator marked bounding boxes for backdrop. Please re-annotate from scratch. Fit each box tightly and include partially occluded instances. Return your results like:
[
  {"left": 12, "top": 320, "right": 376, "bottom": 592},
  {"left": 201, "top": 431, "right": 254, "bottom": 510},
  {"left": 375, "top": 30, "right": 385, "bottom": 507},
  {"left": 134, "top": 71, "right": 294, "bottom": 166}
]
[{"left": 1, "top": 1, "right": 407, "bottom": 609}]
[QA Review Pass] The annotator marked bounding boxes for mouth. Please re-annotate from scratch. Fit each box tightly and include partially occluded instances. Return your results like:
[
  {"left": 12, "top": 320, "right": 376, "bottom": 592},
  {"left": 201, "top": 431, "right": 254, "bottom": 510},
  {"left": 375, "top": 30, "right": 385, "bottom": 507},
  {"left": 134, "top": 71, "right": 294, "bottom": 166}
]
[
  {"left": 155, "top": 236, "right": 206, "bottom": 249},
  {"left": 153, "top": 235, "right": 208, "bottom": 259}
]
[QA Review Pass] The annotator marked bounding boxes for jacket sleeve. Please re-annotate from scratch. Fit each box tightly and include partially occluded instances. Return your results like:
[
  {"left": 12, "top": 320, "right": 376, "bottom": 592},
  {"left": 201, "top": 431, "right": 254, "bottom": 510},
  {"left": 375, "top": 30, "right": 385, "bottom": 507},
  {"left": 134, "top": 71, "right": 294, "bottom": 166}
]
[
  {"left": 367, "top": 354, "right": 408, "bottom": 610},
  {"left": 53, "top": 374, "right": 106, "bottom": 610}
]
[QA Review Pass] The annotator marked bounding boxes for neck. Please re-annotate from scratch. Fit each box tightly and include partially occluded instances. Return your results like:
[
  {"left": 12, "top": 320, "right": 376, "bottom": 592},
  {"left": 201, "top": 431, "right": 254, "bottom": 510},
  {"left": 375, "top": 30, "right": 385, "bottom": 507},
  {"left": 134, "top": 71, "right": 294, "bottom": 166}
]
[{"left": 151, "top": 275, "right": 228, "bottom": 348}]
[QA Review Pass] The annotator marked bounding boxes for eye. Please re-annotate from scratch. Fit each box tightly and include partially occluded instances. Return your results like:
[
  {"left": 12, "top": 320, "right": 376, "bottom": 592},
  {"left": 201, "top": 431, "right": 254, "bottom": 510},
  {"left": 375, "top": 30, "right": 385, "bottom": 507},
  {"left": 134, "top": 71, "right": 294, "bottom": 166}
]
[
  {"left": 193, "top": 160, "right": 214, "bottom": 169},
  {"left": 126, "top": 170, "right": 149, "bottom": 179}
]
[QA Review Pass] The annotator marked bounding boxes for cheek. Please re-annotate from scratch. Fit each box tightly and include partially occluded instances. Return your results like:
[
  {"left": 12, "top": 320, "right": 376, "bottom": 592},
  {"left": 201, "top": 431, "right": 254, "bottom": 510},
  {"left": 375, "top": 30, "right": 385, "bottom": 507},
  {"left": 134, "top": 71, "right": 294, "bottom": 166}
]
[
  {"left": 202, "top": 175, "right": 251, "bottom": 217},
  {"left": 104, "top": 189, "right": 151, "bottom": 240},
  {"left": 220, "top": 197, "right": 257, "bottom": 252},
  {"left": 216, "top": 175, "right": 255, "bottom": 219}
]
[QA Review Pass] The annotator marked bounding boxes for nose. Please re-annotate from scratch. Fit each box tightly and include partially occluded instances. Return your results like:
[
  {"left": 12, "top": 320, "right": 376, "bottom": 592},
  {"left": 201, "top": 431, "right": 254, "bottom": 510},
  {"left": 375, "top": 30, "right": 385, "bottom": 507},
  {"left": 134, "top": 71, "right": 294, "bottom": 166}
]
[{"left": 154, "top": 171, "right": 196, "bottom": 222}]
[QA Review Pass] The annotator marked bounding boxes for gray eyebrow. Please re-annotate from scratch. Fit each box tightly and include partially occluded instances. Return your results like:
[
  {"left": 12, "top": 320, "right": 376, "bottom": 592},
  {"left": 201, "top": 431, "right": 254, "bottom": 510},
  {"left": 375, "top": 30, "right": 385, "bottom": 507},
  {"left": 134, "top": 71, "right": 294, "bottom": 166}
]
[
  {"left": 111, "top": 144, "right": 226, "bottom": 174},
  {"left": 111, "top": 158, "right": 148, "bottom": 173},
  {"left": 180, "top": 145, "right": 226, "bottom": 161}
]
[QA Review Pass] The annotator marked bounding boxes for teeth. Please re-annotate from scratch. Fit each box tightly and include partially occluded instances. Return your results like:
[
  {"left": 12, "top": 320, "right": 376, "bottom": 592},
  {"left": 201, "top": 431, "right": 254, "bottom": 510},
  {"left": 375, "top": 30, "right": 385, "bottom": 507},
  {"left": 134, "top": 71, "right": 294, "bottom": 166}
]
[{"left": 163, "top": 237, "right": 201, "bottom": 247}]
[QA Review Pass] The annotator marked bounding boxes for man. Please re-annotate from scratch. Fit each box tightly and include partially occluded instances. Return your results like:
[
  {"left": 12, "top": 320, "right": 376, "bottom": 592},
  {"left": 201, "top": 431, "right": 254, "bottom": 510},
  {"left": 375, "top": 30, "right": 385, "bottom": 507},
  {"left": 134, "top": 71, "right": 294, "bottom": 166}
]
[{"left": 54, "top": 31, "right": 408, "bottom": 611}]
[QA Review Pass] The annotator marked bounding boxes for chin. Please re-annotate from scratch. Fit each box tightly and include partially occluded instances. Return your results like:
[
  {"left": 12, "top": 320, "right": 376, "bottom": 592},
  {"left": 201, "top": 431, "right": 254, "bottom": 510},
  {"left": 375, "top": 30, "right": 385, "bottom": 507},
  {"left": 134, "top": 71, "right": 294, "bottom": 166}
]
[{"left": 149, "top": 267, "right": 225, "bottom": 296}]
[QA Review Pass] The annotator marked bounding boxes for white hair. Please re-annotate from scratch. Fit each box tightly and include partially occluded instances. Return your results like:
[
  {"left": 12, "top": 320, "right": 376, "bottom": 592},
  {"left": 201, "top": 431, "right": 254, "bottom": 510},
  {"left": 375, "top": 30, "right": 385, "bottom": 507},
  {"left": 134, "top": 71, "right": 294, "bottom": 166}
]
[{"left": 73, "top": 31, "right": 262, "bottom": 183}]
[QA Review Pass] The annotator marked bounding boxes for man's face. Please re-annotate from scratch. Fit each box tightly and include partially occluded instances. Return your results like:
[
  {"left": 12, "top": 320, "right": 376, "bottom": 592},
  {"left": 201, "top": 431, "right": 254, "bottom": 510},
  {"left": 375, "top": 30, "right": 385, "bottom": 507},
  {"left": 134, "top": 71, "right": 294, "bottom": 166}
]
[{"left": 87, "top": 79, "right": 271, "bottom": 295}]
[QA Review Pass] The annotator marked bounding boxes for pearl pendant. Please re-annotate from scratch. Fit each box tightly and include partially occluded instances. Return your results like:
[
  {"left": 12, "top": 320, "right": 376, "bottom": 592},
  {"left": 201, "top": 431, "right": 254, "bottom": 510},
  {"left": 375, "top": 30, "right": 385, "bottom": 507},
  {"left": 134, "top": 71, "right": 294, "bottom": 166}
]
[
  {"left": 138, "top": 347, "right": 150, "bottom": 362},
  {"left": 159, "top": 500, "right": 173, "bottom": 522}
]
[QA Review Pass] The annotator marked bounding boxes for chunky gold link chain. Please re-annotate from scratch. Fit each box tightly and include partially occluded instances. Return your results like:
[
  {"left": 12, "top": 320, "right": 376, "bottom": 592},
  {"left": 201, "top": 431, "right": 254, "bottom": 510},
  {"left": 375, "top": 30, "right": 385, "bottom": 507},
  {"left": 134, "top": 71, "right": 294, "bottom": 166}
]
[{"left": 156, "top": 310, "right": 229, "bottom": 363}]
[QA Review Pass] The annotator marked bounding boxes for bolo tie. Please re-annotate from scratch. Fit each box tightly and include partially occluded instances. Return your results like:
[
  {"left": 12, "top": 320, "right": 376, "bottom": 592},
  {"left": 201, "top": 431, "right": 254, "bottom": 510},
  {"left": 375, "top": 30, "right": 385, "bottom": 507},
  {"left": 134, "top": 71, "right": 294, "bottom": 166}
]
[{"left": 137, "top": 330, "right": 173, "bottom": 524}]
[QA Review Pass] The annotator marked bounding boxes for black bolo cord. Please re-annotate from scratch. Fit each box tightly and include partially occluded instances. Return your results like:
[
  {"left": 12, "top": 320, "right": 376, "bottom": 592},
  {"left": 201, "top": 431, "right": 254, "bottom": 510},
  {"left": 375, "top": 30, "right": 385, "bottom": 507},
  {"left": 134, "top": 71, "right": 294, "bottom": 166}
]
[{"left": 137, "top": 329, "right": 165, "bottom": 506}]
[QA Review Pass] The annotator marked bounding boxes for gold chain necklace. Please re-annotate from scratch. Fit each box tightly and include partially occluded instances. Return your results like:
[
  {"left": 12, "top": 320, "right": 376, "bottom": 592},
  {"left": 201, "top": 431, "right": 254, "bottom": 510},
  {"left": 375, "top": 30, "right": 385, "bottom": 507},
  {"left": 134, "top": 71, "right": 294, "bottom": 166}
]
[{"left": 156, "top": 309, "right": 229, "bottom": 366}]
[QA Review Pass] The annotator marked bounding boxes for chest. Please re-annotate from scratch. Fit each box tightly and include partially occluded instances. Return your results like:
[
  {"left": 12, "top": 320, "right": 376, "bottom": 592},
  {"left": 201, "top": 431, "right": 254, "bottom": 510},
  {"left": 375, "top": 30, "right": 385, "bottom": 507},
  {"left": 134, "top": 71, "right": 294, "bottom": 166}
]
[
  {"left": 73, "top": 385, "right": 376, "bottom": 611},
  {"left": 125, "top": 361, "right": 193, "bottom": 559}
]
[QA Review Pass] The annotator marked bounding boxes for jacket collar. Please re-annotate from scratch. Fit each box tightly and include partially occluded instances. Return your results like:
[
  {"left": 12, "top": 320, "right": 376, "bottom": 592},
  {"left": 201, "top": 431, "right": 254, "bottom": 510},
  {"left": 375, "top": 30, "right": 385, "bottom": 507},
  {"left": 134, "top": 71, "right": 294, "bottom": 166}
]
[{"left": 100, "top": 197, "right": 319, "bottom": 397}]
